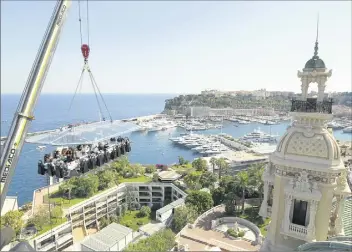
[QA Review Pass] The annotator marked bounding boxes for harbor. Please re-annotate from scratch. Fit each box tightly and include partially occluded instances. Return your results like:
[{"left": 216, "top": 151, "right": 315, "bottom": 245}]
[
  {"left": 2, "top": 111, "right": 351, "bottom": 206},
  {"left": 1, "top": 1, "right": 351, "bottom": 251}
]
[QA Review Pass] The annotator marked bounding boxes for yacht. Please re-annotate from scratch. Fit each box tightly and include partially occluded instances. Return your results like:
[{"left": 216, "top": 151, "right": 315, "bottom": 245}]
[
  {"left": 264, "top": 120, "right": 277, "bottom": 125},
  {"left": 241, "top": 128, "right": 278, "bottom": 143},
  {"left": 192, "top": 144, "right": 212, "bottom": 151},
  {"left": 201, "top": 149, "right": 222, "bottom": 155},
  {"left": 327, "top": 121, "right": 344, "bottom": 129},
  {"left": 193, "top": 142, "right": 222, "bottom": 152},
  {"left": 238, "top": 120, "right": 250, "bottom": 124},
  {"left": 342, "top": 126, "right": 352, "bottom": 133},
  {"left": 170, "top": 134, "right": 202, "bottom": 144}
]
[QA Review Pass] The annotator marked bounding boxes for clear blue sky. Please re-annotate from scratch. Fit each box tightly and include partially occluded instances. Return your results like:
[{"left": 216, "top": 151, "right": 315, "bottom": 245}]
[{"left": 1, "top": 1, "right": 351, "bottom": 94}]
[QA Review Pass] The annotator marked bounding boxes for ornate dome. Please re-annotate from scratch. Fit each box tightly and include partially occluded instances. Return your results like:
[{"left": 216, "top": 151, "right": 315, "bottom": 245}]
[
  {"left": 271, "top": 122, "right": 344, "bottom": 171},
  {"left": 305, "top": 57, "right": 326, "bottom": 69},
  {"left": 304, "top": 41, "right": 326, "bottom": 70}
]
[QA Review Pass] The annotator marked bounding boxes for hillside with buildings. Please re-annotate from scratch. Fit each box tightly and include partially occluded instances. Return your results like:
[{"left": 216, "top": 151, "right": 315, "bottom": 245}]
[{"left": 164, "top": 90, "right": 352, "bottom": 117}]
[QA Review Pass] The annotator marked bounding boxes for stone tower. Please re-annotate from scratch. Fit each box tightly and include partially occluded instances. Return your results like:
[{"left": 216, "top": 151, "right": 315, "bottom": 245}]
[{"left": 259, "top": 35, "right": 351, "bottom": 251}]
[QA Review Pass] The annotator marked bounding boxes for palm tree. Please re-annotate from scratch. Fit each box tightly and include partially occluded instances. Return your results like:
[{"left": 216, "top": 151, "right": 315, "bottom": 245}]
[
  {"left": 248, "top": 164, "right": 265, "bottom": 202},
  {"left": 216, "top": 158, "right": 228, "bottom": 179},
  {"left": 210, "top": 157, "right": 217, "bottom": 172},
  {"left": 235, "top": 171, "right": 249, "bottom": 214}
]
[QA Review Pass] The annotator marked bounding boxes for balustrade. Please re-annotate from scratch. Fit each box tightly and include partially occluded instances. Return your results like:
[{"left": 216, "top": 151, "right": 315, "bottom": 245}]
[
  {"left": 290, "top": 98, "right": 333, "bottom": 114},
  {"left": 288, "top": 223, "right": 308, "bottom": 237}
]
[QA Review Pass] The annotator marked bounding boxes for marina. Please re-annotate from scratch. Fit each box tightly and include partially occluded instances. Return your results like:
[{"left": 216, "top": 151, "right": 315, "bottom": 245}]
[
  {"left": 169, "top": 133, "right": 230, "bottom": 155},
  {"left": 2, "top": 109, "right": 351, "bottom": 206},
  {"left": 1, "top": 1, "right": 351, "bottom": 251}
]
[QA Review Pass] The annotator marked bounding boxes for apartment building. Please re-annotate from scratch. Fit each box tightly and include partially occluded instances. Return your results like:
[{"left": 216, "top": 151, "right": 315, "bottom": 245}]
[{"left": 32, "top": 182, "right": 187, "bottom": 251}]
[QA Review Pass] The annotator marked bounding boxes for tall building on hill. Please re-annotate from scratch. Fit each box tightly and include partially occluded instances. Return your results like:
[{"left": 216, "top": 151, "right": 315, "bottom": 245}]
[{"left": 259, "top": 31, "right": 351, "bottom": 251}]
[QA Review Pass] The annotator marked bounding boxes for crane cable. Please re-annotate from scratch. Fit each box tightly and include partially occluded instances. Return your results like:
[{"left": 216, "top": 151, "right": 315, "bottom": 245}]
[
  {"left": 68, "top": 0, "right": 113, "bottom": 122},
  {"left": 88, "top": 69, "right": 113, "bottom": 122},
  {"left": 78, "top": 0, "right": 83, "bottom": 45}
]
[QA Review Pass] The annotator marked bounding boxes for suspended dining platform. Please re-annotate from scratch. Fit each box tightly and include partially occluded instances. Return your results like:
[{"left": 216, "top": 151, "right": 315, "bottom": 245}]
[{"left": 25, "top": 120, "right": 141, "bottom": 146}]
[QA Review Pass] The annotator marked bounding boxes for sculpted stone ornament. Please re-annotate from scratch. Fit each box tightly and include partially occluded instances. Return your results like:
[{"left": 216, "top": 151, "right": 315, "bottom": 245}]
[
  {"left": 311, "top": 70, "right": 317, "bottom": 77},
  {"left": 336, "top": 173, "right": 347, "bottom": 190},
  {"left": 328, "top": 212, "right": 337, "bottom": 236},
  {"left": 291, "top": 171, "right": 315, "bottom": 193}
]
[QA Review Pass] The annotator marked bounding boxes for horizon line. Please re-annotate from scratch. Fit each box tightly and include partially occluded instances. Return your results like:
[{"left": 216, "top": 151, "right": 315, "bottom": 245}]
[
  {"left": 1, "top": 90, "right": 351, "bottom": 95},
  {"left": 0, "top": 92, "right": 188, "bottom": 95}
]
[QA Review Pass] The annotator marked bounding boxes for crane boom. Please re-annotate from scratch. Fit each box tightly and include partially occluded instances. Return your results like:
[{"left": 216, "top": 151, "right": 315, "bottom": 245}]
[{"left": 0, "top": 0, "right": 72, "bottom": 213}]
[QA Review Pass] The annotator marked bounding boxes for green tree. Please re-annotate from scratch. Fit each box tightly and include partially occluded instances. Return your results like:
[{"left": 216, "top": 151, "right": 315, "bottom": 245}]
[
  {"left": 120, "top": 204, "right": 128, "bottom": 216},
  {"left": 138, "top": 206, "right": 151, "bottom": 218},
  {"left": 100, "top": 217, "right": 110, "bottom": 229},
  {"left": 111, "top": 156, "right": 130, "bottom": 174},
  {"left": 199, "top": 171, "right": 217, "bottom": 189},
  {"left": 124, "top": 229, "right": 175, "bottom": 252},
  {"left": 184, "top": 171, "right": 202, "bottom": 190},
  {"left": 185, "top": 191, "right": 214, "bottom": 214},
  {"left": 50, "top": 206, "right": 63, "bottom": 222},
  {"left": 211, "top": 187, "right": 226, "bottom": 206},
  {"left": 125, "top": 186, "right": 137, "bottom": 211},
  {"left": 97, "top": 169, "right": 116, "bottom": 190},
  {"left": 145, "top": 165, "right": 156, "bottom": 174},
  {"left": 248, "top": 164, "right": 265, "bottom": 201},
  {"left": 224, "top": 192, "right": 237, "bottom": 215},
  {"left": 1, "top": 210, "right": 24, "bottom": 235},
  {"left": 152, "top": 173, "right": 159, "bottom": 182},
  {"left": 131, "top": 163, "right": 145, "bottom": 176},
  {"left": 110, "top": 215, "right": 121, "bottom": 223},
  {"left": 209, "top": 157, "right": 217, "bottom": 171},
  {"left": 178, "top": 156, "right": 186, "bottom": 165},
  {"left": 72, "top": 174, "right": 99, "bottom": 198},
  {"left": 192, "top": 158, "right": 208, "bottom": 172},
  {"left": 28, "top": 207, "right": 50, "bottom": 231},
  {"left": 216, "top": 157, "right": 228, "bottom": 179},
  {"left": 235, "top": 171, "right": 249, "bottom": 213},
  {"left": 59, "top": 177, "right": 77, "bottom": 200},
  {"left": 172, "top": 205, "right": 198, "bottom": 233}
]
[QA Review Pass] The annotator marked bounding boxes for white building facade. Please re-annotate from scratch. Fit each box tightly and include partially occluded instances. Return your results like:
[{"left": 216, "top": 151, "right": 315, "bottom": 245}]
[
  {"left": 259, "top": 37, "right": 351, "bottom": 251},
  {"left": 32, "top": 182, "right": 186, "bottom": 251}
]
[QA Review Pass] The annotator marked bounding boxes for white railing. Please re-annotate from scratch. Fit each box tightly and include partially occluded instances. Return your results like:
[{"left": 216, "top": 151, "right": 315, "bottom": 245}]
[
  {"left": 32, "top": 182, "right": 64, "bottom": 215},
  {"left": 194, "top": 204, "right": 225, "bottom": 226},
  {"left": 212, "top": 216, "right": 262, "bottom": 245},
  {"left": 69, "top": 184, "right": 126, "bottom": 212},
  {"left": 33, "top": 222, "right": 71, "bottom": 243},
  {"left": 288, "top": 223, "right": 308, "bottom": 236},
  {"left": 56, "top": 233, "right": 73, "bottom": 245}
]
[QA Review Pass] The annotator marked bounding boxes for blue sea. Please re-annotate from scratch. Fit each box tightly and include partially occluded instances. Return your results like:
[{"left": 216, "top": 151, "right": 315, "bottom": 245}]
[{"left": 1, "top": 94, "right": 351, "bottom": 206}]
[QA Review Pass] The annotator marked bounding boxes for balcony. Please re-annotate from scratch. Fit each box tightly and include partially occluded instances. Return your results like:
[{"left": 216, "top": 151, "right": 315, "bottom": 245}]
[
  {"left": 152, "top": 192, "right": 163, "bottom": 197},
  {"left": 290, "top": 98, "right": 333, "bottom": 114},
  {"left": 56, "top": 233, "right": 73, "bottom": 246},
  {"left": 38, "top": 241, "right": 56, "bottom": 251},
  {"left": 282, "top": 223, "right": 309, "bottom": 241},
  {"left": 139, "top": 192, "right": 151, "bottom": 197}
]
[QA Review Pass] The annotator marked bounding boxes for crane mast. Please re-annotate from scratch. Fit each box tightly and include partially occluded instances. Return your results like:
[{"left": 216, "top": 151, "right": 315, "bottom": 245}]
[{"left": 0, "top": 0, "right": 72, "bottom": 213}]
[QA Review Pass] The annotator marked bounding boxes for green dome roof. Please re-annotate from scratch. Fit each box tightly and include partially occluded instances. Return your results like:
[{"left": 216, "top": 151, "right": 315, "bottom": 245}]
[
  {"left": 305, "top": 57, "right": 326, "bottom": 69},
  {"left": 304, "top": 41, "right": 326, "bottom": 69}
]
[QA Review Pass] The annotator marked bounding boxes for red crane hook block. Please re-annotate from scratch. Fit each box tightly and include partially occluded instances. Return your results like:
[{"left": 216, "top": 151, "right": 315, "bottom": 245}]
[{"left": 81, "top": 44, "right": 90, "bottom": 60}]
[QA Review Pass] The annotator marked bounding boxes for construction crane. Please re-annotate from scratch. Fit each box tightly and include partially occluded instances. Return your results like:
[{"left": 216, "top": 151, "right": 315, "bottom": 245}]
[{"left": 0, "top": 0, "right": 72, "bottom": 214}]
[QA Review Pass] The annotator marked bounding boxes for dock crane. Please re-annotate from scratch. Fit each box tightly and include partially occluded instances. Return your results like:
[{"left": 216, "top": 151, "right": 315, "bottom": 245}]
[{"left": 0, "top": 0, "right": 72, "bottom": 244}]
